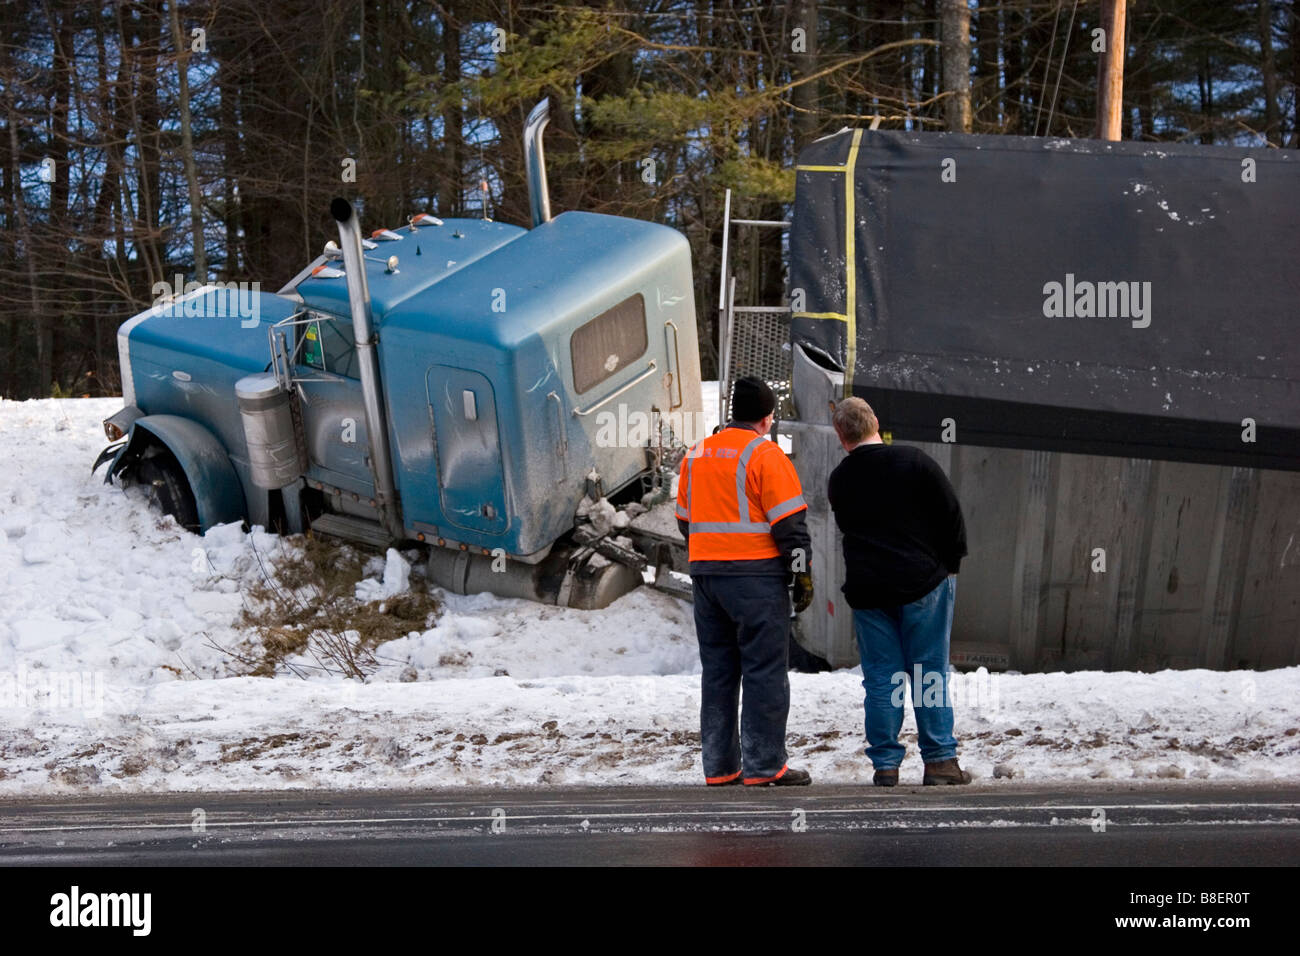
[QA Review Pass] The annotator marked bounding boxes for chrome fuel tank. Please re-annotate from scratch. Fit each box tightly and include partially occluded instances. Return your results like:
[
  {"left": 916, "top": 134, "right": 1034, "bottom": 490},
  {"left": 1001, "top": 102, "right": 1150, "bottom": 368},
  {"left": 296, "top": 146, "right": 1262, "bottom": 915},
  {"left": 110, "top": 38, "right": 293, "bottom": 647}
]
[{"left": 235, "top": 373, "right": 307, "bottom": 489}]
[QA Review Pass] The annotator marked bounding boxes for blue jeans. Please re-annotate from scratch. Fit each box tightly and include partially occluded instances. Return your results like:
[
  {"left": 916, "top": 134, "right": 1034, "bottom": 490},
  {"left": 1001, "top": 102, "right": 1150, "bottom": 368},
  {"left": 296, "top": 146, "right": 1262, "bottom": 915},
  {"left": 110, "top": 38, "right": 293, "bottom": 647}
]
[{"left": 852, "top": 576, "right": 958, "bottom": 769}]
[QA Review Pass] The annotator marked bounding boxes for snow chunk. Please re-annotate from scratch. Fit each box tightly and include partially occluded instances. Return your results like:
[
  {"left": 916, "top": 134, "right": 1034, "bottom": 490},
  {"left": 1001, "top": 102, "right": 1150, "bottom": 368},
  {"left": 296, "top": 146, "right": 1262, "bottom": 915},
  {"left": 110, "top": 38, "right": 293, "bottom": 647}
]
[
  {"left": 355, "top": 548, "right": 411, "bottom": 602},
  {"left": 21, "top": 522, "right": 71, "bottom": 564},
  {"left": 12, "top": 617, "right": 78, "bottom": 651}
]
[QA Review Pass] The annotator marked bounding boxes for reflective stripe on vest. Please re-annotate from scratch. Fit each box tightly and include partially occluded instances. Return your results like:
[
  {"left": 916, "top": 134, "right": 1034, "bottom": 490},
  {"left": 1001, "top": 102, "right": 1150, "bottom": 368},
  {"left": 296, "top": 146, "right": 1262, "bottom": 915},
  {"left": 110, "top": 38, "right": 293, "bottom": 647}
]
[
  {"left": 765, "top": 493, "right": 807, "bottom": 523},
  {"left": 687, "top": 452, "right": 695, "bottom": 514}
]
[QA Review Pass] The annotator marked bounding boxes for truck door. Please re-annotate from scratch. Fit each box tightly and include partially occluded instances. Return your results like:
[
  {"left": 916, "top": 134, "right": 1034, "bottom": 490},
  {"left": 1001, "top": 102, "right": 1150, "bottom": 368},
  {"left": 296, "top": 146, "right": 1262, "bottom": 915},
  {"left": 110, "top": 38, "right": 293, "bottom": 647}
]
[
  {"left": 426, "top": 366, "right": 508, "bottom": 535},
  {"left": 294, "top": 313, "right": 372, "bottom": 491}
]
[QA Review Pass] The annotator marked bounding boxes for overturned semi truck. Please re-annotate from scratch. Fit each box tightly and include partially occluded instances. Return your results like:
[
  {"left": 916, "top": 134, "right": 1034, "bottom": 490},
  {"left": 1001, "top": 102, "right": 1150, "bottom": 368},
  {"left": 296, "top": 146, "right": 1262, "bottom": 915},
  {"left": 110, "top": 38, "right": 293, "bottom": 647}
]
[
  {"left": 771, "top": 128, "right": 1299, "bottom": 672},
  {"left": 95, "top": 100, "right": 704, "bottom": 609}
]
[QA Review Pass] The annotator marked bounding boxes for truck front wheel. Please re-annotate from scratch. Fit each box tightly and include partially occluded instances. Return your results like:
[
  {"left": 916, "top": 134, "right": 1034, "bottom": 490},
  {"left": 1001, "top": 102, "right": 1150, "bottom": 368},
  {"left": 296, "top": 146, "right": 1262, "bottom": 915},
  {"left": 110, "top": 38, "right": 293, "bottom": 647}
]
[{"left": 135, "top": 446, "right": 201, "bottom": 533}]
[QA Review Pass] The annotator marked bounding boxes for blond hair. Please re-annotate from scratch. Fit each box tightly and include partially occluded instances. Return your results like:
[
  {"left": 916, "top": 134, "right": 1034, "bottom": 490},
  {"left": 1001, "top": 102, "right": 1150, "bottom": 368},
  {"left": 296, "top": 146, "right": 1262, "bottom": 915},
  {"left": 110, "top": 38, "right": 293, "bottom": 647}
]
[{"left": 832, "top": 397, "right": 879, "bottom": 445}]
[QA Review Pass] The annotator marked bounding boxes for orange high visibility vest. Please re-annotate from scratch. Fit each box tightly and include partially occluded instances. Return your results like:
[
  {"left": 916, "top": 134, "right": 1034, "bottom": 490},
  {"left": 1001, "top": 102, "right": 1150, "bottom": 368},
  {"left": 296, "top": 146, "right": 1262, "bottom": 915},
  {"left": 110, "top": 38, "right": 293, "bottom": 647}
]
[{"left": 676, "top": 426, "right": 807, "bottom": 562}]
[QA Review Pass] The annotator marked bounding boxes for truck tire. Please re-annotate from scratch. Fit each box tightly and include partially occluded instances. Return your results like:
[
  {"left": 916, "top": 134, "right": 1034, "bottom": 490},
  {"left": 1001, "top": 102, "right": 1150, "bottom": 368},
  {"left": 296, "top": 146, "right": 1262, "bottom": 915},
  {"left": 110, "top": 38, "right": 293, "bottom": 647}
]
[
  {"left": 789, "top": 625, "right": 832, "bottom": 673},
  {"left": 136, "top": 446, "right": 201, "bottom": 533}
]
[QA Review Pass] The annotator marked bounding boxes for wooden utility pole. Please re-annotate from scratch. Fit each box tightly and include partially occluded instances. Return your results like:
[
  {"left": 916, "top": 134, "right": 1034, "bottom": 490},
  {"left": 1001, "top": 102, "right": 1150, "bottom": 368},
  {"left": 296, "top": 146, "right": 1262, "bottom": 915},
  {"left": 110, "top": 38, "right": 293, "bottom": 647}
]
[
  {"left": 1095, "top": 0, "right": 1127, "bottom": 140},
  {"left": 941, "top": 0, "right": 972, "bottom": 132},
  {"left": 789, "top": 0, "right": 819, "bottom": 150}
]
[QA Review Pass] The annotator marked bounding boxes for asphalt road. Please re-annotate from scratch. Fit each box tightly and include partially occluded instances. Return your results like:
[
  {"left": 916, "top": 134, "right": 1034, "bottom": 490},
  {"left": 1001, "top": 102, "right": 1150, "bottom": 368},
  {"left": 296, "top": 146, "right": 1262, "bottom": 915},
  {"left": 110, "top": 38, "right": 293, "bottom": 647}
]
[{"left": 1, "top": 781, "right": 1296, "bottom": 866}]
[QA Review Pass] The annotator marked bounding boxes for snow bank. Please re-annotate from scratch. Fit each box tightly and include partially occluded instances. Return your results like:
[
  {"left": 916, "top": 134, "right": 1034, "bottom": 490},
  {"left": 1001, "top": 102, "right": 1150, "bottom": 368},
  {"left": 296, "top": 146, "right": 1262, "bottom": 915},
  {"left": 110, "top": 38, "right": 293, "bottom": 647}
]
[{"left": 1, "top": 395, "right": 1297, "bottom": 794}]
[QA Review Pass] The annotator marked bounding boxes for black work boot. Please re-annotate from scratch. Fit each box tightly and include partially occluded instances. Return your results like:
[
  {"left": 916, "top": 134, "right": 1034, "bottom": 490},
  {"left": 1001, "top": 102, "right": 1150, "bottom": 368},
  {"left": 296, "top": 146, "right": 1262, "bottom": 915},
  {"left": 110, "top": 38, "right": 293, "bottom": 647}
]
[
  {"left": 745, "top": 766, "right": 812, "bottom": 787},
  {"left": 873, "top": 768, "right": 899, "bottom": 787},
  {"left": 923, "top": 758, "right": 973, "bottom": 785}
]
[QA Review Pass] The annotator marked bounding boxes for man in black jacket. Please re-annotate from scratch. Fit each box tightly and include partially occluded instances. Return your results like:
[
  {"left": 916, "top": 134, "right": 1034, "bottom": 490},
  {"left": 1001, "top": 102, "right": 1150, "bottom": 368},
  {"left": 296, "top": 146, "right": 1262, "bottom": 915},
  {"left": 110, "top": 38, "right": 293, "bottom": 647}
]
[{"left": 827, "top": 397, "right": 972, "bottom": 787}]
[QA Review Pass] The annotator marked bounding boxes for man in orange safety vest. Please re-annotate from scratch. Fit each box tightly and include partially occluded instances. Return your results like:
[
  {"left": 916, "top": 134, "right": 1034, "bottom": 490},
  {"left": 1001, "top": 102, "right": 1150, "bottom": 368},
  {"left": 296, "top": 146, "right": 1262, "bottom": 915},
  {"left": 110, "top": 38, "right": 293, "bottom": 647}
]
[{"left": 676, "top": 376, "right": 815, "bottom": 787}]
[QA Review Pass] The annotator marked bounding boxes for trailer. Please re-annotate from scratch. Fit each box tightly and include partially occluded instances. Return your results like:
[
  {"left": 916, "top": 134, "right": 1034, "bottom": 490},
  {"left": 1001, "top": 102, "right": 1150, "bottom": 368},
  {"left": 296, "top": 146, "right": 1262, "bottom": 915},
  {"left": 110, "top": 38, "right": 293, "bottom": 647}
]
[{"left": 723, "top": 128, "right": 1299, "bottom": 671}]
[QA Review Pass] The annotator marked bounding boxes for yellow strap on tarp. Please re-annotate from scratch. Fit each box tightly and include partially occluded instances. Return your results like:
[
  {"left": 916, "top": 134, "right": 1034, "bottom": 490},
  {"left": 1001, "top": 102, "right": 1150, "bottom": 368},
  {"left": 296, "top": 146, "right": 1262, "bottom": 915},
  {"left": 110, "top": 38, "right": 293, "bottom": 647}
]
[
  {"left": 792, "top": 129, "right": 864, "bottom": 399},
  {"left": 843, "top": 129, "right": 863, "bottom": 399}
]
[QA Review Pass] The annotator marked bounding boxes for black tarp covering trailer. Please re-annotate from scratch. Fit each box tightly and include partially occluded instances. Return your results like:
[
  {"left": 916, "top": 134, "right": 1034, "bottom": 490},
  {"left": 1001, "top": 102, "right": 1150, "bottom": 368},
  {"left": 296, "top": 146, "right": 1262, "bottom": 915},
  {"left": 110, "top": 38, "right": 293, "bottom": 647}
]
[
  {"left": 789, "top": 129, "right": 1298, "bottom": 468},
  {"left": 781, "top": 129, "right": 1300, "bottom": 671}
]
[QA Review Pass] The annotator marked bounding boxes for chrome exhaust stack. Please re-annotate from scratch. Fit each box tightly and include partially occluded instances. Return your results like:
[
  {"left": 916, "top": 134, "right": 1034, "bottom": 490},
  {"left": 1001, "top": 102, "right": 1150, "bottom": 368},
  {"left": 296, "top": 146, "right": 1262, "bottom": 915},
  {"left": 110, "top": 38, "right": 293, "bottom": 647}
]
[
  {"left": 330, "top": 197, "right": 403, "bottom": 539},
  {"left": 524, "top": 98, "right": 552, "bottom": 227}
]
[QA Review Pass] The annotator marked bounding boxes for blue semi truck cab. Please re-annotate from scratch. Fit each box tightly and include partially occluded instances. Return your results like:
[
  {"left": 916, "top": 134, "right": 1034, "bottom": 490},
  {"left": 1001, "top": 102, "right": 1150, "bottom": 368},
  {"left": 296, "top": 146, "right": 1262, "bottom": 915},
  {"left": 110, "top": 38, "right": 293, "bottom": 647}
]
[{"left": 96, "top": 101, "right": 704, "bottom": 608}]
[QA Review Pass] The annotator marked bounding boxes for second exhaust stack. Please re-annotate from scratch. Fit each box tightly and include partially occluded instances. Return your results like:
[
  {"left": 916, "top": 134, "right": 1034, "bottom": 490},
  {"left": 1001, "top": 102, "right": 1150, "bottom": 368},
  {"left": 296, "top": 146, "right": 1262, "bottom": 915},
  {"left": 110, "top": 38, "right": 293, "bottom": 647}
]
[{"left": 524, "top": 99, "right": 552, "bottom": 228}]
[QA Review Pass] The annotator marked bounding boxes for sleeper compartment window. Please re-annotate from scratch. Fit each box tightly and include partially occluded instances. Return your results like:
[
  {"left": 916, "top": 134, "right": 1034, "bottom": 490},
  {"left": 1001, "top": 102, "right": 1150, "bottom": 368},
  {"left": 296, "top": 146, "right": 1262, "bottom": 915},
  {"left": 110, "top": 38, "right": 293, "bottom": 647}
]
[{"left": 571, "top": 294, "right": 648, "bottom": 395}]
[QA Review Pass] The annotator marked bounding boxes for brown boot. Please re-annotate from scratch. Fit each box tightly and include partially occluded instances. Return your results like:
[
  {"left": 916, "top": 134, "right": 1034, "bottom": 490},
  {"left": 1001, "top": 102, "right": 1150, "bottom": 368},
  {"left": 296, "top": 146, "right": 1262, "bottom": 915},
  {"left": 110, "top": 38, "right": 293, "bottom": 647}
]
[
  {"left": 923, "top": 758, "right": 972, "bottom": 785},
  {"left": 873, "top": 768, "right": 899, "bottom": 787}
]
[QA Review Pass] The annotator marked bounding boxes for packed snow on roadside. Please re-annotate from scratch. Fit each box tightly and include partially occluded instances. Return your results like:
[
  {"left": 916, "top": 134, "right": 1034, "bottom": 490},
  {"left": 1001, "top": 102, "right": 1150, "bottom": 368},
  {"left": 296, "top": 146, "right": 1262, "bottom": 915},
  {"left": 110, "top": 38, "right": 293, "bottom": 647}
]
[{"left": 0, "top": 392, "right": 1298, "bottom": 795}]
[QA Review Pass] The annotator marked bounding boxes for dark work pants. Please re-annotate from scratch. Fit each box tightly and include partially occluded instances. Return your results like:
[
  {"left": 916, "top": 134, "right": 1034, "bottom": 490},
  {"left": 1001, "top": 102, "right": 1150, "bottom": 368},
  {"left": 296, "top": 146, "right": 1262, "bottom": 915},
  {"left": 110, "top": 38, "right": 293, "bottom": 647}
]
[{"left": 692, "top": 574, "right": 791, "bottom": 782}]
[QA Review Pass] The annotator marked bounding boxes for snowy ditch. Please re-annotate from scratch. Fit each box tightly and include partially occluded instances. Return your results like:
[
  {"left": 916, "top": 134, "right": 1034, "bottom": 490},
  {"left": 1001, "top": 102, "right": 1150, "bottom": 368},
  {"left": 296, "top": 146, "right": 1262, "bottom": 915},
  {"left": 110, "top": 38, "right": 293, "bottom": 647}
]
[{"left": 0, "top": 396, "right": 1297, "bottom": 794}]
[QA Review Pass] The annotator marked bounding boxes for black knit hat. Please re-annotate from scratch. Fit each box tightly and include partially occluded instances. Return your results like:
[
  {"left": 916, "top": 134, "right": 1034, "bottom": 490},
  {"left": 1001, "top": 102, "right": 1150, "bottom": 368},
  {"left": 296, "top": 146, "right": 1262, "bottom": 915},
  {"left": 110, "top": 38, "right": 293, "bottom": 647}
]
[{"left": 730, "top": 376, "right": 776, "bottom": 423}]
